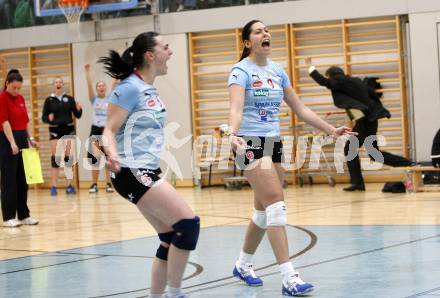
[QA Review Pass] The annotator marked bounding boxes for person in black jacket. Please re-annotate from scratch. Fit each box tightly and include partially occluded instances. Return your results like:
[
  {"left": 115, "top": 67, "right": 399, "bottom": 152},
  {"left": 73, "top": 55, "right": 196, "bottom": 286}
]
[
  {"left": 42, "top": 77, "right": 82, "bottom": 196},
  {"left": 305, "top": 58, "right": 411, "bottom": 191},
  {"left": 432, "top": 128, "right": 440, "bottom": 167}
]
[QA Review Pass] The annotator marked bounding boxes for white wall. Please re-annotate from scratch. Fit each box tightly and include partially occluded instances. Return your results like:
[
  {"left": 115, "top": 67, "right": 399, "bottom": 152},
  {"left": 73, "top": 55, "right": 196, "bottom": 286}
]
[
  {"left": 0, "top": 22, "right": 96, "bottom": 49},
  {"left": 4, "top": 0, "right": 440, "bottom": 49},
  {"left": 159, "top": 0, "right": 408, "bottom": 34},
  {"left": 408, "top": 11, "right": 440, "bottom": 160},
  {"left": 72, "top": 33, "right": 193, "bottom": 182}
]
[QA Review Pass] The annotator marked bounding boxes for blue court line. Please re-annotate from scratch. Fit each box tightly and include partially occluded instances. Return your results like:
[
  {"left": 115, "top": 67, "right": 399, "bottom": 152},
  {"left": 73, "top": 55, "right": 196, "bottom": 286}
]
[
  {"left": 0, "top": 250, "right": 204, "bottom": 275},
  {"left": 1, "top": 225, "right": 438, "bottom": 298},
  {"left": 111, "top": 225, "right": 318, "bottom": 298},
  {"left": 0, "top": 256, "right": 106, "bottom": 275},
  {"left": 405, "top": 286, "right": 440, "bottom": 297},
  {"left": 181, "top": 231, "right": 440, "bottom": 295},
  {"left": 0, "top": 234, "right": 148, "bottom": 263},
  {"left": 97, "top": 224, "right": 317, "bottom": 298},
  {"left": 1, "top": 194, "right": 432, "bottom": 298},
  {"left": 0, "top": 218, "right": 248, "bottom": 266},
  {"left": 88, "top": 260, "right": 204, "bottom": 298}
]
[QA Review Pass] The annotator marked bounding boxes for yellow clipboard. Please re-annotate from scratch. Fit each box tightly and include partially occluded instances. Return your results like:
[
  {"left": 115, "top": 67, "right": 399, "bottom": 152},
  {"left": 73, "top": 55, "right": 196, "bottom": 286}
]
[{"left": 21, "top": 148, "right": 44, "bottom": 184}]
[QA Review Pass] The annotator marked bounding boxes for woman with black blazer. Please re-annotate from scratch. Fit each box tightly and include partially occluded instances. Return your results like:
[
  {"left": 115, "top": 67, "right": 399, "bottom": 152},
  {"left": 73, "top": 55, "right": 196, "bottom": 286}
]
[
  {"left": 41, "top": 77, "right": 82, "bottom": 196},
  {"left": 306, "top": 58, "right": 411, "bottom": 191}
]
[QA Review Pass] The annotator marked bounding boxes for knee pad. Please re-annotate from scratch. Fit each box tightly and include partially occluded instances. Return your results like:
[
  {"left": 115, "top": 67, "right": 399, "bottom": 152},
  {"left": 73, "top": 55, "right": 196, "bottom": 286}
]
[
  {"left": 252, "top": 209, "right": 267, "bottom": 229},
  {"left": 51, "top": 155, "right": 60, "bottom": 168},
  {"left": 266, "top": 201, "right": 287, "bottom": 227},
  {"left": 171, "top": 216, "right": 200, "bottom": 251},
  {"left": 156, "top": 231, "right": 174, "bottom": 261},
  {"left": 64, "top": 156, "right": 74, "bottom": 167}
]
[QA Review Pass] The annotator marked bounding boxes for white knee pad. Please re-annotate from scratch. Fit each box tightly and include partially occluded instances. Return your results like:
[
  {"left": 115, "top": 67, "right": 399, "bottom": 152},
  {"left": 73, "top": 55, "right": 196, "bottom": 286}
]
[
  {"left": 252, "top": 209, "right": 267, "bottom": 229},
  {"left": 266, "top": 201, "right": 287, "bottom": 227}
]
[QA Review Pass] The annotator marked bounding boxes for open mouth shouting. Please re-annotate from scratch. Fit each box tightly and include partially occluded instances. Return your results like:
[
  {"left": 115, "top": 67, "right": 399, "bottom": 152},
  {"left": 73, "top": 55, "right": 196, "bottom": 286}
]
[{"left": 262, "top": 38, "right": 271, "bottom": 50}]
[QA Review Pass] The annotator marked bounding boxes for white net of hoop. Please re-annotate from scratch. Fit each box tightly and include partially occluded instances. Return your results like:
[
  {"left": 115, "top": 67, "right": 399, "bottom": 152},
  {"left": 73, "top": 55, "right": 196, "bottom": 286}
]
[{"left": 58, "top": 0, "right": 88, "bottom": 24}]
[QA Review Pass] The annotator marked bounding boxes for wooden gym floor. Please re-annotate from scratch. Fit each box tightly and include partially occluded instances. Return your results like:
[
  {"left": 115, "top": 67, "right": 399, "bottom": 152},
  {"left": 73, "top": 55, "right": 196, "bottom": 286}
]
[{"left": 0, "top": 184, "right": 439, "bottom": 297}]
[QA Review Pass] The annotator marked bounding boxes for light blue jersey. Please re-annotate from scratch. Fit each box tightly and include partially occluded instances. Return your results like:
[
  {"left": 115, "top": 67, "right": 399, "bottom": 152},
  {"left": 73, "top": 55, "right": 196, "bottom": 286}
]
[
  {"left": 228, "top": 57, "right": 290, "bottom": 137},
  {"left": 109, "top": 74, "right": 167, "bottom": 169},
  {"left": 91, "top": 96, "right": 110, "bottom": 127}
]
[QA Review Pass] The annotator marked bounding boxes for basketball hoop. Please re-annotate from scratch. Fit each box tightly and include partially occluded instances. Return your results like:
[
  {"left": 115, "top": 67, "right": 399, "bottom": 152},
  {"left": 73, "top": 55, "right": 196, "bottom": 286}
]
[{"left": 58, "top": 0, "right": 88, "bottom": 24}]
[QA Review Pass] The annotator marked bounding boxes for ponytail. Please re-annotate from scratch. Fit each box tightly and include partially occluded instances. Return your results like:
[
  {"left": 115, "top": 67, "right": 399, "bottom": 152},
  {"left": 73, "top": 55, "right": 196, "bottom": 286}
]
[
  {"left": 239, "top": 47, "right": 251, "bottom": 61},
  {"left": 98, "top": 32, "right": 159, "bottom": 81},
  {"left": 99, "top": 48, "right": 135, "bottom": 80},
  {"left": 4, "top": 69, "right": 23, "bottom": 90}
]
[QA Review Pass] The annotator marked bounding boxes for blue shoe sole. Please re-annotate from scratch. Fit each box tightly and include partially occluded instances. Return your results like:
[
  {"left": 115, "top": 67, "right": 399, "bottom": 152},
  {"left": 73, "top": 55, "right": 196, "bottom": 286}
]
[{"left": 282, "top": 286, "right": 314, "bottom": 296}]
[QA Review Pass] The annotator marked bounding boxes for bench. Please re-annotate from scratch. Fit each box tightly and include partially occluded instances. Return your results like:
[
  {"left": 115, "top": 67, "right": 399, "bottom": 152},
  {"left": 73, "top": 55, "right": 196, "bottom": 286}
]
[
  {"left": 223, "top": 176, "right": 248, "bottom": 190},
  {"left": 383, "top": 166, "right": 440, "bottom": 192}
]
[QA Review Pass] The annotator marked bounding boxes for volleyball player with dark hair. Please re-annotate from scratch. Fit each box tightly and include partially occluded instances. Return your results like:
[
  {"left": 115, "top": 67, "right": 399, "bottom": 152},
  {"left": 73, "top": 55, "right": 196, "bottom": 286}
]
[
  {"left": 99, "top": 31, "right": 199, "bottom": 298},
  {"left": 228, "top": 20, "right": 355, "bottom": 296}
]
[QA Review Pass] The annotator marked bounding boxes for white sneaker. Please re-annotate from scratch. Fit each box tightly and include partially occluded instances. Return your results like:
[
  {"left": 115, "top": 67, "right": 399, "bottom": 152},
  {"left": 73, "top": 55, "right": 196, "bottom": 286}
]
[
  {"left": 105, "top": 183, "right": 114, "bottom": 193},
  {"left": 20, "top": 217, "right": 39, "bottom": 225},
  {"left": 3, "top": 219, "right": 22, "bottom": 228},
  {"left": 233, "top": 262, "right": 263, "bottom": 286},
  {"left": 282, "top": 271, "right": 314, "bottom": 296},
  {"left": 89, "top": 183, "right": 98, "bottom": 193},
  {"left": 164, "top": 294, "right": 189, "bottom": 298}
]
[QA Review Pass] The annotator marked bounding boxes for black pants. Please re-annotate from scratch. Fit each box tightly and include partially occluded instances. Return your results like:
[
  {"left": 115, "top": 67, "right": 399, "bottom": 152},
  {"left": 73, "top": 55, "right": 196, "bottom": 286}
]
[
  {"left": 343, "top": 117, "right": 411, "bottom": 185},
  {"left": 0, "top": 131, "right": 30, "bottom": 221},
  {"left": 87, "top": 125, "right": 105, "bottom": 166}
]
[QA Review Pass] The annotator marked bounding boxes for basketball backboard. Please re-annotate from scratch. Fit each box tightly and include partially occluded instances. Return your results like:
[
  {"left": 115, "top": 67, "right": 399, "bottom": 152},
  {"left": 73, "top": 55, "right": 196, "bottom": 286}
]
[{"left": 34, "top": 0, "right": 139, "bottom": 17}]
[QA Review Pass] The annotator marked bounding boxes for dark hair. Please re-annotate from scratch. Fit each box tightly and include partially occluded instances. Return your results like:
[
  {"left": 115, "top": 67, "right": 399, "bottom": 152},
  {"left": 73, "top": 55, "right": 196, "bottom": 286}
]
[
  {"left": 239, "top": 20, "right": 262, "bottom": 61},
  {"left": 4, "top": 69, "right": 23, "bottom": 90},
  {"left": 98, "top": 31, "right": 159, "bottom": 80},
  {"left": 325, "top": 66, "right": 345, "bottom": 78}
]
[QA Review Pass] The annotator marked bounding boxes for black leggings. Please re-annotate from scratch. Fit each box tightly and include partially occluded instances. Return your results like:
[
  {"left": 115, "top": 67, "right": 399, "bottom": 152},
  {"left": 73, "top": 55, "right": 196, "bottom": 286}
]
[{"left": 87, "top": 125, "right": 105, "bottom": 166}]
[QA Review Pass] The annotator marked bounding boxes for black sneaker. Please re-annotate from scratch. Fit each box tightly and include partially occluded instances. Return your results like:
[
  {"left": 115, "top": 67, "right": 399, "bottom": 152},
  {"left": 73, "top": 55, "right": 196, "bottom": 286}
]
[
  {"left": 343, "top": 184, "right": 365, "bottom": 191},
  {"left": 105, "top": 183, "right": 114, "bottom": 193},
  {"left": 89, "top": 183, "right": 98, "bottom": 193}
]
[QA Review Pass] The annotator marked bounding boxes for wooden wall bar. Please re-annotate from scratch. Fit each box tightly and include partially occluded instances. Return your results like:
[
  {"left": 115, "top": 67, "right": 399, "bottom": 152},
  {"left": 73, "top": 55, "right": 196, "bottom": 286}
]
[
  {"left": 291, "top": 16, "right": 408, "bottom": 183},
  {"left": 0, "top": 45, "right": 76, "bottom": 188},
  {"left": 189, "top": 16, "right": 409, "bottom": 186},
  {"left": 189, "top": 25, "right": 293, "bottom": 186}
]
